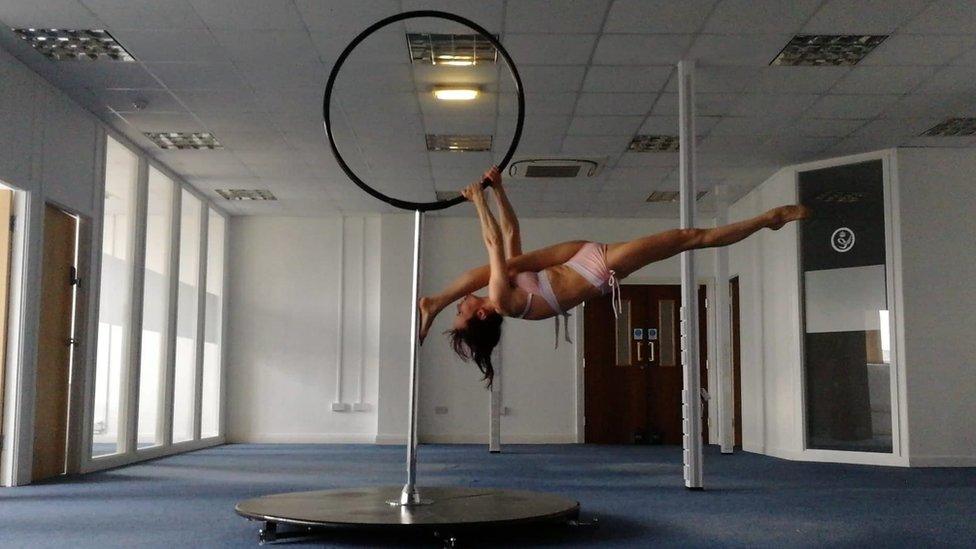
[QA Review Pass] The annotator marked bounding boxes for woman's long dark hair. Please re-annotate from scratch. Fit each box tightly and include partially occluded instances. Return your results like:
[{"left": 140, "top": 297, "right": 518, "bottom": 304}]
[{"left": 447, "top": 312, "right": 503, "bottom": 388}]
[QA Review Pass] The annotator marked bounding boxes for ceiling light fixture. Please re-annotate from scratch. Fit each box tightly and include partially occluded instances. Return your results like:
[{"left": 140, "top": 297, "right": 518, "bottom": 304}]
[
  {"left": 646, "top": 190, "right": 708, "bottom": 203},
  {"left": 770, "top": 34, "right": 887, "bottom": 66},
  {"left": 13, "top": 28, "right": 135, "bottom": 61},
  {"left": 144, "top": 132, "right": 222, "bottom": 150},
  {"left": 921, "top": 117, "right": 976, "bottom": 137},
  {"left": 407, "top": 33, "right": 497, "bottom": 66},
  {"left": 215, "top": 189, "right": 277, "bottom": 201},
  {"left": 426, "top": 134, "right": 492, "bottom": 152},
  {"left": 433, "top": 87, "right": 480, "bottom": 101},
  {"left": 629, "top": 135, "right": 679, "bottom": 152}
]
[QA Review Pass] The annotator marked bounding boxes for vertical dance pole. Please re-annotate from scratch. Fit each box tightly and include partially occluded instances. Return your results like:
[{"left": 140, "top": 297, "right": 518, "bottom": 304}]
[
  {"left": 397, "top": 209, "right": 429, "bottom": 505},
  {"left": 678, "top": 59, "right": 704, "bottom": 490},
  {"left": 489, "top": 351, "right": 502, "bottom": 453}
]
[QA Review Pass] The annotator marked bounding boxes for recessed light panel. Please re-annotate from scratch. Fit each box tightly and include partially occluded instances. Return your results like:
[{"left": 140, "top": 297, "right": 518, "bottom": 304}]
[
  {"left": 921, "top": 117, "right": 976, "bottom": 137},
  {"left": 629, "top": 135, "right": 679, "bottom": 152},
  {"left": 145, "top": 132, "right": 223, "bottom": 150},
  {"left": 13, "top": 28, "right": 134, "bottom": 61},
  {"left": 407, "top": 33, "right": 497, "bottom": 66},
  {"left": 426, "top": 134, "right": 493, "bottom": 152},
  {"left": 771, "top": 35, "right": 887, "bottom": 66},
  {"left": 215, "top": 189, "right": 277, "bottom": 201},
  {"left": 646, "top": 191, "right": 708, "bottom": 203}
]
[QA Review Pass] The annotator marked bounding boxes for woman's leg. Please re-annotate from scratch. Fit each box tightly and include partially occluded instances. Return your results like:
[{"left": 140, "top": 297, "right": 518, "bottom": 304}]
[{"left": 606, "top": 205, "right": 809, "bottom": 277}]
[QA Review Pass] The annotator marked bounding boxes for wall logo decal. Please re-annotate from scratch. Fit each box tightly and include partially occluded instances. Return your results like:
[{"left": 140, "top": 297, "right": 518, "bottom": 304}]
[{"left": 830, "top": 227, "right": 856, "bottom": 253}]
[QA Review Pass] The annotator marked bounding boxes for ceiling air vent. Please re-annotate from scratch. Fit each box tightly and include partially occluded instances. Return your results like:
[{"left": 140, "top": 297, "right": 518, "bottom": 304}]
[
  {"left": 921, "top": 117, "right": 976, "bottom": 137},
  {"left": 507, "top": 158, "right": 605, "bottom": 178},
  {"left": 215, "top": 189, "right": 276, "bottom": 201},
  {"left": 407, "top": 33, "right": 497, "bottom": 66},
  {"left": 145, "top": 132, "right": 222, "bottom": 150},
  {"left": 646, "top": 191, "right": 708, "bottom": 203},
  {"left": 426, "top": 134, "right": 492, "bottom": 152},
  {"left": 629, "top": 135, "right": 679, "bottom": 152},
  {"left": 13, "top": 28, "right": 134, "bottom": 61},
  {"left": 771, "top": 35, "right": 887, "bottom": 66}
]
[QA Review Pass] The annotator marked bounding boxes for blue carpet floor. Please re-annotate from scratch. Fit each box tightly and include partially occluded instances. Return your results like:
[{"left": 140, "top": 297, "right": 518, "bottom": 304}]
[{"left": 2, "top": 444, "right": 975, "bottom": 548}]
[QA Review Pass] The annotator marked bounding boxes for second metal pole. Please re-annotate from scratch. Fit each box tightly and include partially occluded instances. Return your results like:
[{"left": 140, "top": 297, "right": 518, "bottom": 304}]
[{"left": 397, "top": 209, "right": 428, "bottom": 505}]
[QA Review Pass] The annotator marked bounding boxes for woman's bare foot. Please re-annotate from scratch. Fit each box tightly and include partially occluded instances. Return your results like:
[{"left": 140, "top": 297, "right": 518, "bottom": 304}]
[
  {"left": 418, "top": 297, "right": 438, "bottom": 344},
  {"left": 768, "top": 205, "right": 812, "bottom": 230}
]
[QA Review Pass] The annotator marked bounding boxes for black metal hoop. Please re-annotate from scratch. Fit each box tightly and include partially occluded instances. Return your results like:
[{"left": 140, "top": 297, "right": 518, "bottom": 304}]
[{"left": 323, "top": 10, "right": 525, "bottom": 212}]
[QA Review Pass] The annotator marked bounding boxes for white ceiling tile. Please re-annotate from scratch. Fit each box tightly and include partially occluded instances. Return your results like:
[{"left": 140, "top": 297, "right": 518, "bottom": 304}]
[
  {"left": 704, "top": 0, "right": 821, "bottom": 33},
  {"left": 499, "top": 92, "right": 578, "bottom": 115},
  {"left": 637, "top": 116, "right": 677, "bottom": 135},
  {"left": 199, "top": 112, "right": 280, "bottom": 134},
  {"left": 144, "top": 62, "right": 247, "bottom": 90},
  {"left": 663, "top": 66, "right": 760, "bottom": 93},
  {"left": 109, "top": 29, "right": 229, "bottom": 64},
  {"left": 55, "top": 61, "right": 161, "bottom": 90},
  {"left": 575, "top": 93, "right": 655, "bottom": 115},
  {"left": 729, "top": 94, "right": 819, "bottom": 118},
  {"left": 604, "top": 0, "right": 717, "bottom": 33},
  {"left": 296, "top": 0, "right": 400, "bottom": 31},
  {"left": 687, "top": 34, "right": 792, "bottom": 66},
  {"left": 312, "top": 27, "right": 408, "bottom": 67},
  {"left": 116, "top": 111, "right": 205, "bottom": 132},
  {"left": 341, "top": 92, "right": 421, "bottom": 116},
  {"left": 80, "top": 0, "right": 207, "bottom": 29},
  {"left": 709, "top": 116, "right": 792, "bottom": 136},
  {"left": 217, "top": 132, "right": 291, "bottom": 153},
  {"left": 862, "top": 35, "right": 976, "bottom": 66},
  {"left": 401, "top": 0, "right": 505, "bottom": 33},
  {"left": 499, "top": 65, "right": 586, "bottom": 92},
  {"left": 503, "top": 33, "right": 597, "bottom": 65},
  {"left": 505, "top": 0, "right": 611, "bottom": 34},
  {"left": 211, "top": 30, "right": 321, "bottom": 67},
  {"left": 805, "top": 94, "right": 900, "bottom": 119},
  {"left": 253, "top": 87, "right": 322, "bottom": 113},
  {"left": 567, "top": 115, "right": 643, "bottom": 136},
  {"left": 878, "top": 93, "right": 976, "bottom": 119},
  {"left": 651, "top": 93, "right": 741, "bottom": 116},
  {"left": 952, "top": 46, "right": 976, "bottom": 66},
  {"left": 913, "top": 66, "right": 976, "bottom": 95},
  {"left": 240, "top": 63, "right": 329, "bottom": 91},
  {"left": 96, "top": 88, "right": 184, "bottom": 113},
  {"left": 592, "top": 34, "right": 694, "bottom": 65},
  {"left": 792, "top": 118, "right": 866, "bottom": 137},
  {"left": 175, "top": 88, "right": 264, "bottom": 114},
  {"left": 561, "top": 135, "right": 630, "bottom": 155},
  {"left": 850, "top": 117, "right": 944, "bottom": 141},
  {"left": 748, "top": 66, "right": 852, "bottom": 94},
  {"left": 900, "top": 0, "right": 976, "bottom": 34},
  {"left": 188, "top": 0, "right": 307, "bottom": 30},
  {"left": 423, "top": 114, "right": 496, "bottom": 134},
  {"left": 0, "top": 0, "right": 103, "bottom": 28},
  {"left": 802, "top": 0, "right": 929, "bottom": 34},
  {"left": 830, "top": 65, "right": 937, "bottom": 95},
  {"left": 582, "top": 65, "right": 672, "bottom": 93},
  {"left": 496, "top": 114, "right": 571, "bottom": 142}
]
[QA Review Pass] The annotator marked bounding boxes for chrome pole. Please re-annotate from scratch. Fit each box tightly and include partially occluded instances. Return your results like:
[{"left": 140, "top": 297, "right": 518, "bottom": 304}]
[{"left": 396, "top": 209, "right": 428, "bottom": 505}]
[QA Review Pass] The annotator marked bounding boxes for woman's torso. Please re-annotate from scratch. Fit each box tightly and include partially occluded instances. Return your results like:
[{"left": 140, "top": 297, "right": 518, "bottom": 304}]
[{"left": 512, "top": 265, "right": 603, "bottom": 320}]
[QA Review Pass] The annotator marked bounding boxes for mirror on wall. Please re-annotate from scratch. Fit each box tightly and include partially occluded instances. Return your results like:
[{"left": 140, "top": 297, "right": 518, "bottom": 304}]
[{"left": 798, "top": 159, "right": 893, "bottom": 453}]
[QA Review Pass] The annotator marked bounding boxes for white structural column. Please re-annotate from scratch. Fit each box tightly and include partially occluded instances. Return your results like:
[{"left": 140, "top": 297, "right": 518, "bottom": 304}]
[
  {"left": 489, "top": 351, "right": 502, "bottom": 453},
  {"left": 712, "top": 185, "right": 734, "bottom": 454},
  {"left": 678, "top": 59, "right": 704, "bottom": 489}
]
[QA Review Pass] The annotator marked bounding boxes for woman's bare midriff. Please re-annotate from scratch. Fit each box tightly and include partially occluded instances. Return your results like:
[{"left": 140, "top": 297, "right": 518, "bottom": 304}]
[{"left": 539, "top": 264, "right": 604, "bottom": 315}]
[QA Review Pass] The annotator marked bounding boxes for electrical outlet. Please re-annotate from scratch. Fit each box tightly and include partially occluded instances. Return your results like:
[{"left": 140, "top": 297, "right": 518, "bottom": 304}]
[
  {"left": 434, "top": 406, "right": 448, "bottom": 415},
  {"left": 331, "top": 402, "right": 350, "bottom": 412},
  {"left": 352, "top": 402, "right": 371, "bottom": 412}
]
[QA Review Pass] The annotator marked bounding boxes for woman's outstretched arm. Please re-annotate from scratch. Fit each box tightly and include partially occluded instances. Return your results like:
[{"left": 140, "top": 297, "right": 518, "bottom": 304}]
[
  {"left": 485, "top": 167, "right": 522, "bottom": 258},
  {"left": 463, "top": 183, "right": 514, "bottom": 313}
]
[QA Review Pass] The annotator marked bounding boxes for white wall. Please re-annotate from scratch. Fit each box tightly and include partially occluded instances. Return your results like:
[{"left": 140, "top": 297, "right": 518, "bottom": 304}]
[
  {"left": 727, "top": 169, "right": 804, "bottom": 457},
  {"left": 896, "top": 148, "right": 976, "bottom": 466},
  {"left": 0, "top": 46, "right": 103, "bottom": 485},
  {"left": 226, "top": 216, "right": 381, "bottom": 443}
]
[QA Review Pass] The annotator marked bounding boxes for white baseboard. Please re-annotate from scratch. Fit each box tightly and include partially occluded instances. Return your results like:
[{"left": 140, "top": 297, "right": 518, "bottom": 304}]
[
  {"left": 421, "top": 433, "right": 577, "bottom": 444},
  {"left": 228, "top": 433, "right": 377, "bottom": 444},
  {"left": 909, "top": 455, "right": 976, "bottom": 467}
]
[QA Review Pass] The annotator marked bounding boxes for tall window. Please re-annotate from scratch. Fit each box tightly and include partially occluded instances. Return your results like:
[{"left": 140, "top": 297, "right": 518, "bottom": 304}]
[
  {"left": 200, "top": 209, "right": 225, "bottom": 438},
  {"left": 136, "top": 167, "right": 174, "bottom": 449},
  {"left": 173, "top": 190, "right": 202, "bottom": 443},
  {"left": 93, "top": 137, "right": 139, "bottom": 457}
]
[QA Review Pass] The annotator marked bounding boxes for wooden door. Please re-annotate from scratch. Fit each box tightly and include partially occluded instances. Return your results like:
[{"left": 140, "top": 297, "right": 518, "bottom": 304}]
[
  {"left": 584, "top": 284, "right": 707, "bottom": 445},
  {"left": 730, "top": 277, "right": 743, "bottom": 447},
  {"left": 0, "top": 190, "right": 11, "bottom": 444},
  {"left": 32, "top": 205, "right": 77, "bottom": 482},
  {"left": 583, "top": 285, "right": 652, "bottom": 444}
]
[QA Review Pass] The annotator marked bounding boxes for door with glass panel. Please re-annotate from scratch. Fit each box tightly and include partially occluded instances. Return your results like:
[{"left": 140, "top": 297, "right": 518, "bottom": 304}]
[
  {"left": 798, "top": 160, "right": 893, "bottom": 453},
  {"left": 583, "top": 284, "right": 707, "bottom": 445}
]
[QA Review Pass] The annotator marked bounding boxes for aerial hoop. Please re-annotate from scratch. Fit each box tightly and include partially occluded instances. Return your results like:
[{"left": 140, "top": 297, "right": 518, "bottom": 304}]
[{"left": 322, "top": 9, "right": 526, "bottom": 212}]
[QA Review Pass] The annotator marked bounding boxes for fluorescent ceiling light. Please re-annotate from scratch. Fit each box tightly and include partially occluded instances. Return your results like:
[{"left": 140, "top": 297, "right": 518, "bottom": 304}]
[
  {"left": 771, "top": 34, "right": 887, "bottom": 66},
  {"left": 426, "top": 134, "right": 492, "bottom": 152},
  {"left": 215, "top": 189, "right": 277, "bottom": 201},
  {"left": 629, "top": 135, "right": 679, "bottom": 152},
  {"left": 13, "top": 28, "right": 134, "bottom": 61},
  {"left": 144, "top": 132, "right": 222, "bottom": 150},
  {"left": 433, "top": 87, "right": 479, "bottom": 101}
]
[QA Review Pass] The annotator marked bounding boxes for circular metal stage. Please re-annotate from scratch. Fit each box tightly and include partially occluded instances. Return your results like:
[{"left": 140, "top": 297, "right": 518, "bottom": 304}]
[{"left": 236, "top": 486, "right": 580, "bottom": 544}]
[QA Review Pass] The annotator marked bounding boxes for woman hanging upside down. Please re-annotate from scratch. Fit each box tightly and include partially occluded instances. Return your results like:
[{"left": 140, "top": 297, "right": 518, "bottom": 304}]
[{"left": 418, "top": 167, "right": 810, "bottom": 387}]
